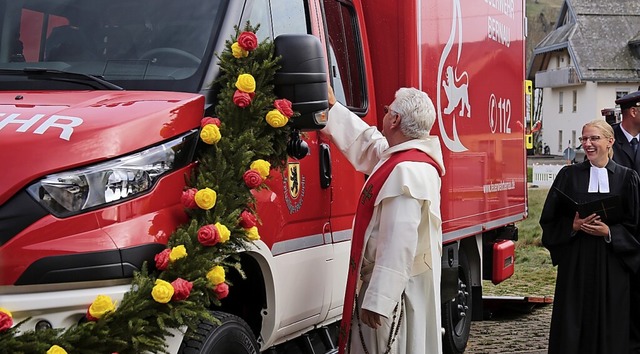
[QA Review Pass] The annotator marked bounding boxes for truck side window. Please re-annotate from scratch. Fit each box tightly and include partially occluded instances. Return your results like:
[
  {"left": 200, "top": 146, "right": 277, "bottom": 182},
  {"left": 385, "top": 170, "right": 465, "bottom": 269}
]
[
  {"left": 270, "top": 0, "right": 309, "bottom": 36},
  {"left": 248, "top": 0, "right": 273, "bottom": 42},
  {"left": 322, "top": 0, "right": 365, "bottom": 110}
]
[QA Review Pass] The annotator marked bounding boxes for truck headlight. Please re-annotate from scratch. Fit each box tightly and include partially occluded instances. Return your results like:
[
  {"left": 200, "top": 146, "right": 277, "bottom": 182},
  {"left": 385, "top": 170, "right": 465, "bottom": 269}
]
[{"left": 27, "top": 130, "right": 198, "bottom": 217}]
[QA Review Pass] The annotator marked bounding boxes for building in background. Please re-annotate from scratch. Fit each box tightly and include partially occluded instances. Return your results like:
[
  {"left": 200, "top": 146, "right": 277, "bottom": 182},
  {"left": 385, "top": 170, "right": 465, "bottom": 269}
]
[{"left": 527, "top": 0, "right": 640, "bottom": 155}]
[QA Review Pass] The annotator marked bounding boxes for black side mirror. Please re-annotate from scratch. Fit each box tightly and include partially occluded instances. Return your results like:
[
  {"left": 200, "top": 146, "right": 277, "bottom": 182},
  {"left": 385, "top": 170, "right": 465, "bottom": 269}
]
[{"left": 274, "top": 34, "right": 328, "bottom": 131}]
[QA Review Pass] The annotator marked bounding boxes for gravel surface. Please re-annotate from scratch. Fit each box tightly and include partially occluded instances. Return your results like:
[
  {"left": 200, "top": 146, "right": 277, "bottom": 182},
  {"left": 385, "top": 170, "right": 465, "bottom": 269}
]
[{"left": 465, "top": 302, "right": 552, "bottom": 353}]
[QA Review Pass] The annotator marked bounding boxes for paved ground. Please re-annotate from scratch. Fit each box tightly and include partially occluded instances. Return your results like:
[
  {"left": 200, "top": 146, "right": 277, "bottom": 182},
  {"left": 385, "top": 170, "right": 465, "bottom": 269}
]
[
  {"left": 464, "top": 301, "right": 552, "bottom": 353},
  {"left": 463, "top": 157, "right": 556, "bottom": 353}
]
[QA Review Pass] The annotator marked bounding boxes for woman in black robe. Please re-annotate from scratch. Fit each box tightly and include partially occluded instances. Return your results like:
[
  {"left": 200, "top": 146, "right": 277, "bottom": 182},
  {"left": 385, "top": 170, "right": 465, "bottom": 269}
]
[{"left": 540, "top": 119, "right": 640, "bottom": 354}]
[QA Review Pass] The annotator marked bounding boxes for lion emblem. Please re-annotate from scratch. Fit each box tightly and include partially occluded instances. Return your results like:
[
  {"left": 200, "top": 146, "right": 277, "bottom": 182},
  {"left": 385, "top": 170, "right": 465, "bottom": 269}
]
[{"left": 442, "top": 66, "right": 471, "bottom": 117}]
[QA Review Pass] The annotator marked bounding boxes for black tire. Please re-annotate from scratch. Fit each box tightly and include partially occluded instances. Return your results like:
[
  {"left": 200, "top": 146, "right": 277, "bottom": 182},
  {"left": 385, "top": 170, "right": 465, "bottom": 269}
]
[
  {"left": 178, "top": 311, "right": 260, "bottom": 354},
  {"left": 442, "top": 248, "right": 472, "bottom": 354}
]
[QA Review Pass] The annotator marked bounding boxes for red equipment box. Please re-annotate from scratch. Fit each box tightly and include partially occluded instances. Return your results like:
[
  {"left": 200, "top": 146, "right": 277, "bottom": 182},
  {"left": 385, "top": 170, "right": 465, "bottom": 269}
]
[{"left": 492, "top": 240, "right": 515, "bottom": 285}]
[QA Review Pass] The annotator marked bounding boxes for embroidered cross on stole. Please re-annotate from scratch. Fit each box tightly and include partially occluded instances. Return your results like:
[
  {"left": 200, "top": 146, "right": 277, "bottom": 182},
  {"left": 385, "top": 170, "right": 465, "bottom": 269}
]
[{"left": 337, "top": 149, "right": 442, "bottom": 354}]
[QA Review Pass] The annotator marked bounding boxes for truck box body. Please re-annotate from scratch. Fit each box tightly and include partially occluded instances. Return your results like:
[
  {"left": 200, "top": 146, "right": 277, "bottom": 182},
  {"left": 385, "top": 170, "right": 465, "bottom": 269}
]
[
  {"left": 359, "top": 0, "right": 527, "bottom": 242},
  {"left": 0, "top": 0, "right": 526, "bottom": 352}
]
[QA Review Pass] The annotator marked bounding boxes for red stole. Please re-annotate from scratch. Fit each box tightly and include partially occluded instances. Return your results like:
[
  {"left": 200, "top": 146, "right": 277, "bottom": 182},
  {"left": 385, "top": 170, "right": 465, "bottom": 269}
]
[{"left": 338, "top": 149, "right": 442, "bottom": 354}]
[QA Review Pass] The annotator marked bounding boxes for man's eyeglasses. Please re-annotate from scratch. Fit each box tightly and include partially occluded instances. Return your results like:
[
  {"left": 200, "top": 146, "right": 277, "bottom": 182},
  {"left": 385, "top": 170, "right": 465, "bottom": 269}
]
[
  {"left": 383, "top": 105, "right": 398, "bottom": 116},
  {"left": 578, "top": 135, "right": 602, "bottom": 143}
]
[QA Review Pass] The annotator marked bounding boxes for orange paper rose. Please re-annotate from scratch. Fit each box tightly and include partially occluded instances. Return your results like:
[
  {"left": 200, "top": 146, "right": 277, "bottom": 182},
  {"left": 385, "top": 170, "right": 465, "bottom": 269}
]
[
  {"left": 266, "top": 109, "right": 288, "bottom": 128},
  {"left": 152, "top": 279, "right": 174, "bottom": 304},
  {"left": 235, "top": 74, "right": 256, "bottom": 93},
  {"left": 200, "top": 124, "right": 221, "bottom": 144},
  {"left": 195, "top": 188, "right": 217, "bottom": 210},
  {"left": 87, "top": 295, "right": 116, "bottom": 321},
  {"left": 231, "top": 42, "right": 249, "bottom": 58}
]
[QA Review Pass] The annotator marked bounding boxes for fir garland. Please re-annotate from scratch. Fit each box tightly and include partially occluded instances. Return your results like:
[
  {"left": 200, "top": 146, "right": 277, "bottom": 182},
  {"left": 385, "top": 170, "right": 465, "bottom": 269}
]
[{"left": 0, "top": 23, "right": 293, "bottom": 354}]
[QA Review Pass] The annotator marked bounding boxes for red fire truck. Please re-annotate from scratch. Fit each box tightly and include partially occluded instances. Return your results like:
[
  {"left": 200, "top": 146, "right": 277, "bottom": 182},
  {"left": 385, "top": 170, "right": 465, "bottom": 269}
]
[{"left": 0, "top": 0, "right": 526, "bottom": 353}]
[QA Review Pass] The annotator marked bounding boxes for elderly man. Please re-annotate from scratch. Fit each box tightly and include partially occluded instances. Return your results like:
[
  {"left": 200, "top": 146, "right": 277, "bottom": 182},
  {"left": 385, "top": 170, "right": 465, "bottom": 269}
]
[
  {"left": 611, "top": 90, "right": 640, "bottom": 353},
  {"left": 322, "top": 85, "right": 446, "bottom": 354}
]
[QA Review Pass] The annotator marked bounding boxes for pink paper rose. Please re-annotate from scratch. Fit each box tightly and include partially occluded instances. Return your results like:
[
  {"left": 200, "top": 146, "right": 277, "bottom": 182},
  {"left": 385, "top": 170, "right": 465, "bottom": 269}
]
[
  {"left": 180, "top": 188, "right": 198, "bottom": 209},
  {"left": 274, "top": 99, "right": 294, "bottom": 118},
  {"left": 243, "top": 170, "right": 263, "bottom": 189},
  {"left": 240, "top": 210, "right": 258, "bottom": 229},
  {"left": 154, "top": 248, "right": 171, "bottom": 271},
  {"left": 198, "top": 224, "right": 220, "bottom": 246},
  {"left": 0, "top": 311, "right": 13, "bottom": 332},
  {"left": 214, "top": 282, "right": 230, "bottom": 299},
  {"left": 171, "top": 278, "right": 193, "bottom": 301},
  {"left": 237, "top": 31, "right": 258, "bottom": 51},
  {"left": 201, "top": 117, "right": 221, "bottom": 127},
  {"left": 233, "top": 90, "right": 253, "bottom": 108}
]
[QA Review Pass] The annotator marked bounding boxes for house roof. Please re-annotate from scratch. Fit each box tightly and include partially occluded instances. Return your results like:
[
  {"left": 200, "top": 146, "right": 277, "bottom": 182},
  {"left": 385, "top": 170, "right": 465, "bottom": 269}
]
[{"left": 528, "top": 0, "right": 640, "bottom": 82}]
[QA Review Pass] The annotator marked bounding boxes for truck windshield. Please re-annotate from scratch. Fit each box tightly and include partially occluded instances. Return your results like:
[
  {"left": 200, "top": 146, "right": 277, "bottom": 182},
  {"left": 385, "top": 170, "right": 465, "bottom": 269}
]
[{"left": 0, "top": 0, "right": 227, "bottom": 91}]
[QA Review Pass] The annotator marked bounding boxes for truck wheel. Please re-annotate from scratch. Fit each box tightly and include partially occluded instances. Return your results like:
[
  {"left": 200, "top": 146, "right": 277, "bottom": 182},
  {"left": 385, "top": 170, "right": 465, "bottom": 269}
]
[
  {"left": 178, "top": 311, "right": 260, "bottom": 354},
  {"left": 442, "top": 248, "right": 472, "bottom": 354}
]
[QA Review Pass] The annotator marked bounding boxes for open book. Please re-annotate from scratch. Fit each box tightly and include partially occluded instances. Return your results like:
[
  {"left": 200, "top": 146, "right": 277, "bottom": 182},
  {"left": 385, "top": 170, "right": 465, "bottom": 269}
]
[{"left": 553, "top": 186, "right": 622, "bottom": 223}]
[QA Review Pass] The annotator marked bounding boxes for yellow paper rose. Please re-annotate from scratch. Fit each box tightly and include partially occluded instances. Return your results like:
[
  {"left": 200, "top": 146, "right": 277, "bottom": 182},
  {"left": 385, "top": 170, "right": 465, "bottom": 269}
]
[
  {"left": 250, "top": 159, "right": 271, "bottom": 180},
  {"left": 47, "top": 345, "right": 67, "bottom": 354},
  {"left": 235, "top": 73, "right": 256, "bottom": 93},
  {"left": 151, "top": 279, "right": 175, "bottom": 304},
  {"left": 215, "top": 222, "right": 231, "bottom": 243},
  {"left": 88, "top": 295, "right": 116, "bottom": 319},
  {"left": 0, "top": 307, "right": 11, "bottom": 317},
  {"left": 207, "top": 265, "right": 226, "bottom": 285},
  {"left": 231, "top": 42, "right": 249, "bottom": 58},
  {"left": 195, "top": 188, "right": 217, "bottom": 210},
  {"left": 169, "top": 245, "right": 187, "bottom": 262},
  {"left": 200, "top": 124, "right": 221, "bottom": 144},
  {"left": 246, "top": 226, "right": 260, "bottom": 241},
  {"left": 266, "top": 109, "right": 288, "bottom": 128}
]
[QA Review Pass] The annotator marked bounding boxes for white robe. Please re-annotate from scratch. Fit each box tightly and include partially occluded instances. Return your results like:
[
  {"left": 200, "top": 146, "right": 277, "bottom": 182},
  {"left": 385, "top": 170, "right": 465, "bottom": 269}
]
[{"left": 323, "top": 103, "right": 445, "bottom": 354}]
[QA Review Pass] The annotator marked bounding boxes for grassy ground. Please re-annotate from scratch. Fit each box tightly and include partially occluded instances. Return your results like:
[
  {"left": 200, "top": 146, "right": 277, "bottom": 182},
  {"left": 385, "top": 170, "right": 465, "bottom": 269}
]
[{"left": 483, "top": 187, "right": 557, "bottom": 297}]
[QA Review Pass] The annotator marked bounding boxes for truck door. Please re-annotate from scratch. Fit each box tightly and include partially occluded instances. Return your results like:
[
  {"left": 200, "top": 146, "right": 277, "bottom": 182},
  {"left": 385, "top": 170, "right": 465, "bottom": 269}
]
[
  {"left": 321, "top": 0, "right": 371, "bottom": 319},
  {"left": 245, "top": 0, "right": 335, "bottom": 331}
]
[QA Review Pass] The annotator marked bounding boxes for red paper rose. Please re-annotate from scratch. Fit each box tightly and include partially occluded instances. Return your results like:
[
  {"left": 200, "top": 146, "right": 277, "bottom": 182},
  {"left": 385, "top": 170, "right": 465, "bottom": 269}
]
[
  {"left": 240, "top": 210, "right": 258, "bottom": 229},
  {"left": 155, "top": 248, "right": 171, "bottom": 271},
  {"left": 171, "top": 278, "right": 193, "bottom": 301},
  {"left": 274, "top": 99, "right": 294, "bottom": 118},
  {"left": 180, "top": 188, "right": 198, "bottom": 209},
  {"left": 233, "top": 89, "right": 253, "bottom": 108},
  {"left": 243, "top": 169, "right": 263, "bottom": 189},
  {"left": 237, "top": 31, "right": 258, "bottom": 51},
  {"left": 0, "top": 312, "right": 13, "bottom": 332},
  {"left": 198, "top": 224, "right": 220, "bottom": 246},
  {"left": 214, "top": 282, "right": 230, "bottom": 299},
  {"left": 201, "top": 117, "right": 221, "bottom": 127},
  {"left": 85, "top": 308, "right": 98, "bottom": 322}
]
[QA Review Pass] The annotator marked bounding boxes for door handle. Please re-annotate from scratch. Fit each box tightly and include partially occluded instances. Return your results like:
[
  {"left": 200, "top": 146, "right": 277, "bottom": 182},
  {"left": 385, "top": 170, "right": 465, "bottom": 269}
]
[{"left": 320, "top": 143, "right": 332, "bottom": 189}]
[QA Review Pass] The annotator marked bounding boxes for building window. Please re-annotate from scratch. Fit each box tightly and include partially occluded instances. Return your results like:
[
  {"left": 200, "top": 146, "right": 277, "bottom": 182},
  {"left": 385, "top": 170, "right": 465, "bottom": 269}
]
[
  {"left": 559, "top": 91, "right": 564, "bottom": 113},
  {"left": 571, "top": 130, "right": 576, "bottom": 148},
  {"left": 572, "top": 90, "right": 577, "bottom": 112},
  {"left": 558, "top": 130, "right": 563, "bottom": 153},
  {"left": 616, "top": 91, "right": 629, "bottom": 107}
]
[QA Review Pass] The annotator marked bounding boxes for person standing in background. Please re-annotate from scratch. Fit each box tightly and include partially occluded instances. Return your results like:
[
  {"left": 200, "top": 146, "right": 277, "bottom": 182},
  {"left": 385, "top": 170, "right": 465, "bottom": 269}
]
[
  {"left": 610, "top": 90, "right": 640, "bottom": 353},
  {"left": 540, "top": 119, "right": 640, "bottom": 354}
]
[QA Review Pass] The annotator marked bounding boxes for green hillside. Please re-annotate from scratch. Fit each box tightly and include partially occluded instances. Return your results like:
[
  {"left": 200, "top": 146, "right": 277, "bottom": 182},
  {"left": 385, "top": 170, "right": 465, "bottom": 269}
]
[{"left": 526, "top": 0, "right": 563, "bottom": 65}]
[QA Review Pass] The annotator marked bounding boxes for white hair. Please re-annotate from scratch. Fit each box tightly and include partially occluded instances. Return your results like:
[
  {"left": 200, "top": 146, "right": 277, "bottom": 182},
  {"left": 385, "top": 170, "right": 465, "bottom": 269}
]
[{"left": 389, "top": 87, "right": 436, "bottom": 139}]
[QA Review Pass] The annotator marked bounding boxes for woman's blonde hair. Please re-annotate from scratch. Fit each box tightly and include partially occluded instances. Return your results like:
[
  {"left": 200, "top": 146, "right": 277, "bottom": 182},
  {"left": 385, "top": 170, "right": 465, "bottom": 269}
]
[{"left": 582, "top": 119, "right": 614, "bottom": 158}]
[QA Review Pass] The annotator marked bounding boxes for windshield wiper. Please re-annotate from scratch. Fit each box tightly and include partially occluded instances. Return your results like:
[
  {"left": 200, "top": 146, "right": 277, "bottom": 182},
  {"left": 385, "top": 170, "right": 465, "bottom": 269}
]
[{"left": 0, "top": 68, "right": 123, "bottom": 90}]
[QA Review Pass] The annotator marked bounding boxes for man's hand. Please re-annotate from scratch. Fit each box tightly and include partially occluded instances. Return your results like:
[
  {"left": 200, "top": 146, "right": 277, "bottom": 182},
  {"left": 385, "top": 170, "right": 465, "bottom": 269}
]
[
  {"left": 328, "top": 84, "right": 336, "bottom": 108},
  {"left": 361, "top": 309, "right": 382, "bottom": 329}
]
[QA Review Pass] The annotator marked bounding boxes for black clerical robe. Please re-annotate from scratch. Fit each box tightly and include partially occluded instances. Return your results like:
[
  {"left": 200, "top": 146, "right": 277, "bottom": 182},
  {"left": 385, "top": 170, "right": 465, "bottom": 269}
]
[{"left": 540, "top": 160, "right": 640, "bottom": 354}]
